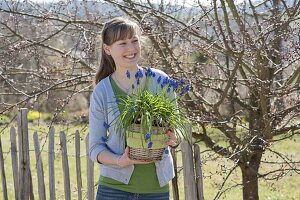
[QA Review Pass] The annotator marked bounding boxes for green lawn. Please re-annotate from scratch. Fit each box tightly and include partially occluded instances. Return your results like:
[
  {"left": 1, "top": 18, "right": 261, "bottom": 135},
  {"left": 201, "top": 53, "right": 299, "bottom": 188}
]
[
  {"left": 171, "top": 134, "right": 300, "bottom": 200},
  {"left": 0, "top": 124, "right": 299, "bottom": 200}
]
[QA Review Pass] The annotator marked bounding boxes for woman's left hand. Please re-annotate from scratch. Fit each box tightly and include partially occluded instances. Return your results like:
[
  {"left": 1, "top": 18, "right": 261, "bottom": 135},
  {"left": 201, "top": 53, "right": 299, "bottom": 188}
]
[{"left": 165, "top": 129, "right": 178, "bottom": 148}]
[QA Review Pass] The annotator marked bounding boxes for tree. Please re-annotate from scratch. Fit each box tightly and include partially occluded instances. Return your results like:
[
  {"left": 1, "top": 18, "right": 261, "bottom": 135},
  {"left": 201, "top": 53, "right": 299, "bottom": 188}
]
[
  {"left": 0, "top": 0, "right": 299, "bottom": 199},
  {"left": 0, "top": 0, "right": 107, "bottom": 122},
  {"left": 102, "top": 0, "right": 300, "bottom": 199}
]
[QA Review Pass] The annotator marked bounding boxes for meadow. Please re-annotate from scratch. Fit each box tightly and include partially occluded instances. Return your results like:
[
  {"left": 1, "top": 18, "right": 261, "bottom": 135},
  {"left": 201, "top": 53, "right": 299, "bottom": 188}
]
[{"left": 0, "top": 123, "right": 299, "bottom": 200}]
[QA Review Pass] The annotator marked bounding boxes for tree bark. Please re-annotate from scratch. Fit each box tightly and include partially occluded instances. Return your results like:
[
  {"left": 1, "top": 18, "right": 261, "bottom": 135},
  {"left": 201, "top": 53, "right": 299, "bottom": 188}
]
[{"left": 240, "top": 152, "right": 262, "bottom": 200}]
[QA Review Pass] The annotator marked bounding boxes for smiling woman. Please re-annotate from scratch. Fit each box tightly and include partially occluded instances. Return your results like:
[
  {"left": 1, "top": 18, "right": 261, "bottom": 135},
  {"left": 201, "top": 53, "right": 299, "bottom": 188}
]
[
  {"left": 88, "top": 17, "right": 186, "bottom": 200},
  {"left": 103, "top": 35, "right": 142, "bottom": 91}
]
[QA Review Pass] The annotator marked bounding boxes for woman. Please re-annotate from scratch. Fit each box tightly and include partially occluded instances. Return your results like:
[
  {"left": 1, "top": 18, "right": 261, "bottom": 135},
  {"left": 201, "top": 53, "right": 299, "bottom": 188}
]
[{"left": 89, "top": 17, "right": 180, "bottom": 200}]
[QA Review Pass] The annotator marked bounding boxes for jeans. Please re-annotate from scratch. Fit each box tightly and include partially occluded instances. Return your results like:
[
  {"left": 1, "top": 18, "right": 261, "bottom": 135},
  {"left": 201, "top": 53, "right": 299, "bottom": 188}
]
[{"left": 96, "top": 185, "right": 169, "bottom": 200}]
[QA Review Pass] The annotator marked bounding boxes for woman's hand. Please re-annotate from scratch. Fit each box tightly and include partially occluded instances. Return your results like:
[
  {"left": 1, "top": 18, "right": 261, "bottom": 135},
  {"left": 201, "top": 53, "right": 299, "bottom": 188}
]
[
  {"left": 165, "top": 129, "right": 179, "bottom": 148},
  {"left": 116, "top": 147, "right": 152, "bottom": 167}
]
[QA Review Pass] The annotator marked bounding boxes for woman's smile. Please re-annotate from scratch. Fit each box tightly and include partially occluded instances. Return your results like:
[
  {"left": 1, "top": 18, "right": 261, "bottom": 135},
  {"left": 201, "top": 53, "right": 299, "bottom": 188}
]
[
  {"left": 104, "top": 36, "right": 141, "bottom": 68},
  {"left": 124, "top": 53, "right": 136, "bottom": 59}
]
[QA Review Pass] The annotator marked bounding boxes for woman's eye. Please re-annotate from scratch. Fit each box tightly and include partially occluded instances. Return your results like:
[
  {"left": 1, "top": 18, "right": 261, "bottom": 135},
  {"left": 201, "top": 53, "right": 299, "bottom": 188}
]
[
  {"left": 119, "top": 42, "right": 126, "bottom": 45},
  {"left": 133, "top": 40, "right": 138, "bottom": 43}
]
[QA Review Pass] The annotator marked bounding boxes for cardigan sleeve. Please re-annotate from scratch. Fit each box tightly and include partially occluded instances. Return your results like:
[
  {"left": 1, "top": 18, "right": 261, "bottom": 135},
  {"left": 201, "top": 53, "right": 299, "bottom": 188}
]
[{"left": 88, "top": 87, "right": 109, "bottom": 163}]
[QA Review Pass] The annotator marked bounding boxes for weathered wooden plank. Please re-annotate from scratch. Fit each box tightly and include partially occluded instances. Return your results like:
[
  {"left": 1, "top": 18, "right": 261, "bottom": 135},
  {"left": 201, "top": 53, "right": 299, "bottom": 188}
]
[
  {"left": 181, "top": 126, "right": 197, "bottom": 200},
  {"left": 171, "top": 148, "right": 179, "bottom": 200},
  {"left": 17, "top": 108, "right": 31, "bottom": 200},
  {"left": 10, "top": 127, "right": 19, "bottom": 199},
  {"left": 33, "top": 132, "right": 46, "bottom": 200},
  {"left": 194, "top": 144, "right": 204, "bottom": 200},
  {"left": 0, "top": 137, "right": 8, "bottom": 200},
  {"left": 29, "top": 170, "right": 35, "bottom": 200},
  {"left": 75, "top": 130, "right": 82, "bottom": 200},
  {"left": 86, "top": 134, "right": 94, "bottom": 200},
  {"left": 48, "top": 127, "right": 55, "bottom": 200},
  {"left": 60, "top": 131, "right": 71, "bottom": 200}
]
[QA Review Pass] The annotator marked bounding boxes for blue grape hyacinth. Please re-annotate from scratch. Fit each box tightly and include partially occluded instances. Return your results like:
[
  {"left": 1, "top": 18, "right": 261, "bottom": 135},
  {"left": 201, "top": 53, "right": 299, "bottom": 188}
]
[
  {"left": 145, "top": 132, "right": 151, "bottom": 141},
  {"left": 148, "top": 142, "right": 153, "bottom": 149}
]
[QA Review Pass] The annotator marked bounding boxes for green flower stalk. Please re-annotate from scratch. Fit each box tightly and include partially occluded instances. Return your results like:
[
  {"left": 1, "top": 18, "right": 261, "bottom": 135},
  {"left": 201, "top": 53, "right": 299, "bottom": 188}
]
[{"left": 109, "top": 67, "right": 190, "bottom": 146}]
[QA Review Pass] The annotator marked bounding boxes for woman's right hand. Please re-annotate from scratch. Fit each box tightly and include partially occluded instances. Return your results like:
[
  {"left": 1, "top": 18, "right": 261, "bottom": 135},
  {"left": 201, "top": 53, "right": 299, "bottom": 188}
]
[{"left": 117, "top": 147, "right": 152, "bottom": 167}]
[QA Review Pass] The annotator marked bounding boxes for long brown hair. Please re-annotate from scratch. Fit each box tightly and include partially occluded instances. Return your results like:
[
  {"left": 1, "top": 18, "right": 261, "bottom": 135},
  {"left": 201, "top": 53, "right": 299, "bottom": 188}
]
[{"left": 94, "top": 17, "right": 141, "bottom": 85}]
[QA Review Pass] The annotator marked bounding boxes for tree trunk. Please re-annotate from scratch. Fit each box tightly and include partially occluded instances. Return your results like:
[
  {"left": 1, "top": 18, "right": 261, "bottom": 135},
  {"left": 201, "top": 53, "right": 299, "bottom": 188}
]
[{"left": 240, "top": 152, "right": 262, "bottom": 200}]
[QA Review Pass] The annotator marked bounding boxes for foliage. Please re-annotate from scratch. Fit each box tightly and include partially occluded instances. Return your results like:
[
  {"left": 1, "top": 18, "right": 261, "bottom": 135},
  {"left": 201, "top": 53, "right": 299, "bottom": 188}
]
[
  {"left": 42, "top": 113, "right": 53, "bottom": 121},
  {"left": 0, "top": 124, "right": 299, "bottom": 199},
  {"left": 0, "top": 115, "right": 10, "bottom": 125},
  {"left": 27, "top": 110, "right": 42, "bottom": 122},
  {"left": 107, "top": 67, "right": 190, "bottom": 146},
  {"left": 0, "top": 0, "right": 299, "bottom": 199},
  {"left": 27, "top": 111, "right": 55, "bottom": 122}
]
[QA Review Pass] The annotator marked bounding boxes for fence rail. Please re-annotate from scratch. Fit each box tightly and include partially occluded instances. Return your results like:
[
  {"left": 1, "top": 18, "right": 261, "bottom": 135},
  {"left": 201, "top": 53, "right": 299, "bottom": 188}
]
[{"left": 0, "top": 108, "right": 203, "bottom": 200}]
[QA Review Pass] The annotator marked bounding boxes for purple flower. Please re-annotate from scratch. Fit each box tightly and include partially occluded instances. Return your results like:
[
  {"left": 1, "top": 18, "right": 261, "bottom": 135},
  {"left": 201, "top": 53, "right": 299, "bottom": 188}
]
[
  {"left": 180, "top": 78, "right": 185, "bottom": 86},
  {"left": 148, "top": 141, "right": 153, "bottom": 149},
  {"left": 167, "top": 87, "right": 171, "bottom": 93},
  {"left": 126, "top": 70, "right": 131, "bottom": 79},
  {"left": 162, "top": 77, "right": 169, "bottom": 85},
  {"left": 130, "top": 107, "right": 135, "bottom": 113},
  {"left": 164, "top": 149, "right": 169, "bottom": 154},
  {"left": 146, "top": 67, "right": 153, "bottom": 77},
  {"left": 185, "top": 84, "right": 190, "bottom": 92},
  {"left": 147, "top": 141, "right": 153, "bottom": 148},
  {"left": 135, "top": 69, "right": 144, "bottom": 79},
  {"left": 157, "top": 76, "right": 162, "bottom": 84},
  {"left": 173, "top": 80, "right": 179, "bottom": 91},
  {"left": 132, "top": 84, "right": 135, "bottom": 89},
  {"left": 179, "top": 84, "right": 190, "bottom": 96},
  {"left": 145, "top": 132, "right": 151, "bottom": 140},
  {"left": 103, "top": 122, "right": 110, "bottom": 129}
]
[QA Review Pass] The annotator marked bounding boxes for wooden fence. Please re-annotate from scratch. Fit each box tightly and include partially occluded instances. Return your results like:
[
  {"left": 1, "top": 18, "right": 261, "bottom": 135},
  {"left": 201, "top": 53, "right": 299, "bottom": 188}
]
[{"left": 0, "top": 108, "right": 204, "bottom": 200}]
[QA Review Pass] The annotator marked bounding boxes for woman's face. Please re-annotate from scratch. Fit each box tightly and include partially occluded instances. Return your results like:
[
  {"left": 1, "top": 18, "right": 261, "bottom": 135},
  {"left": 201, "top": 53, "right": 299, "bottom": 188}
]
[{"left": 104, "top": 35, "right": 141, "bottom": 70}]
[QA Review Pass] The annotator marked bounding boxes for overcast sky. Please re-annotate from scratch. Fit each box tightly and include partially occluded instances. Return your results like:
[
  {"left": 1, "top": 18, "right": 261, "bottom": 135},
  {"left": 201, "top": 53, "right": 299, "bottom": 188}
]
[{"left": 32, "top": 0, "right": 248, "bottom": 7}]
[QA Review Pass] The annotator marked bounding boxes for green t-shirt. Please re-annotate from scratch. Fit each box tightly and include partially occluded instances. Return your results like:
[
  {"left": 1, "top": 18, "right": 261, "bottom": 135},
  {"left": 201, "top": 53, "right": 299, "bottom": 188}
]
[{"left": 99, "top": 75, "right": 169, "bottom": 194}]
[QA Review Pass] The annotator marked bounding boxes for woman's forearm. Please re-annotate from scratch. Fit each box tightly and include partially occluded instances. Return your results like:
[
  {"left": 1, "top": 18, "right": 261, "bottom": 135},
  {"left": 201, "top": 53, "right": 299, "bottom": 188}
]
[
  {"left": 97, "top": 147, "right": 152, "bottom": 167},
  {"left": 97, "top": 150, "right": 121, "bottom": 166}
]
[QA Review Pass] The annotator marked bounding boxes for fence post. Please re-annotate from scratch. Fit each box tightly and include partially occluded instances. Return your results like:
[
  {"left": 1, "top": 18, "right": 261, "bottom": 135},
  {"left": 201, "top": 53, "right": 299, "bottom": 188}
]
[
  {"left": 171, "top": 148, "right": 179, "bottom": 200},
  {"left": 10, "top": 127, "right": 19, "bottom": 199},
  {"left": 0, "top": 136, "right": 8, "bottom": 200},
  {"left": 86, "top": 134, "right": 94, "bottom": 200},
  {"left": 194, "top": 144, "right": 204, "bottom": 200},
  {"left": 60, "top": 131, "right": 71, "bottom": 200},
  {"left": 181, "top": 125, "right": 197, "bottom": 200},
  {"left": 33, "top": 132, "right": 46, "bottom": 200},
  {"left": 17, "top": 108, "right": 32, "bottom": 200},
  {"left": 75, "top": 130, "right": 82, "bottom": 200},
  {"left": 48, "top": 127, "right": 56, "bottom": 200}
]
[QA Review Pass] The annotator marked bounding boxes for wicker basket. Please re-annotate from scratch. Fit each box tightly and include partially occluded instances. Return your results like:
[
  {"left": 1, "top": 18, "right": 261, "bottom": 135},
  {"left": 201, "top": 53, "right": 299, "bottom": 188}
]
[
  {"left": 127, "top": 124, "right": 168, "bottom": 162},
  {"left": 129, "top": 147, "right": 165, "bottom": 162}
]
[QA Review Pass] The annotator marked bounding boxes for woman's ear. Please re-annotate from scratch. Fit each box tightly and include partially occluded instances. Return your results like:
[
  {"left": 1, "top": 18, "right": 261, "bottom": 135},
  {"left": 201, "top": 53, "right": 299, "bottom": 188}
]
[{"left": 103, "top": 44, "right": 111, "bottom": 55}]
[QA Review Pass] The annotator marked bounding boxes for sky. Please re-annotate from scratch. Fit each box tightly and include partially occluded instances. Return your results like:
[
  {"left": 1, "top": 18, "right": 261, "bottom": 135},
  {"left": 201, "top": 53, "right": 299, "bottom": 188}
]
[
  {"left": 32, "top": 0, "right": 248, "bottom": 7},
  {"left": 152, "top": 0, "right": 247, "bottom": 6}
]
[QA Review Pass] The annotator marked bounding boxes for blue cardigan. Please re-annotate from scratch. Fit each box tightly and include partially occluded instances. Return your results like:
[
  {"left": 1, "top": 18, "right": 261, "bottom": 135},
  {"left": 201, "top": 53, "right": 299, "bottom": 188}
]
[{"left": 89, "top": 67, "right": 177, "bottom": 187}]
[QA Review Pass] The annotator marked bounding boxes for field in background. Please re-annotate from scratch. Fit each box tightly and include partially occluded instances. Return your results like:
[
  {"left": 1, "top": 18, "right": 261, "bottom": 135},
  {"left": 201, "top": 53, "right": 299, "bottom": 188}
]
[{"left": 0, "top": 124, "right": 299, "bottom": 200}]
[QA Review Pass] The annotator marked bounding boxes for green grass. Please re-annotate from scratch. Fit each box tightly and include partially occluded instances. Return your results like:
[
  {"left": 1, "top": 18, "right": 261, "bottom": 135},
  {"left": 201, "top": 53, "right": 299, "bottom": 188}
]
[
  {"left": 0, "top": 123, "right": 98, "bottom": 200},
  {"left": 0, "top": 124, "right": 299, "bottom": 200},
  {"left": 171, "top": 133, "right": 300, "bottom": 200}
]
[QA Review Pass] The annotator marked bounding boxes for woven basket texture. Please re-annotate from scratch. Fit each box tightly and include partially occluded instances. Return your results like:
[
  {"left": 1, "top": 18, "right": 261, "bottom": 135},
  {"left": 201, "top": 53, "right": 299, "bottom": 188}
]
[{"left": 128, "top": 124, "right": 167, "bottom": 161}]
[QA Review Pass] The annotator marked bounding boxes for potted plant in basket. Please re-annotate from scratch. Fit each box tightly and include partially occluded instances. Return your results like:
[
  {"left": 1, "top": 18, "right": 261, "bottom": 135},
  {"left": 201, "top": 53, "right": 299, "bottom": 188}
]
[{"left": 109, "top": 67, "right": 190, "bottom": 161}]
